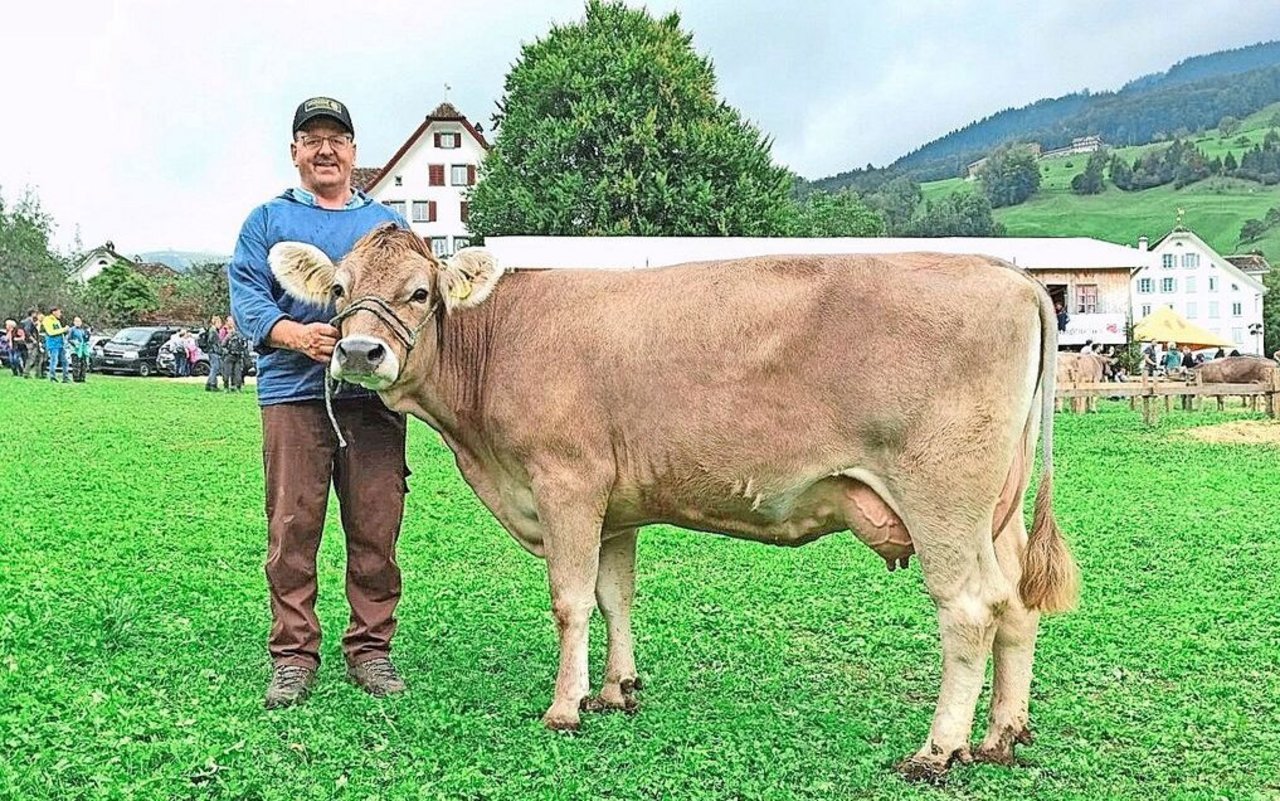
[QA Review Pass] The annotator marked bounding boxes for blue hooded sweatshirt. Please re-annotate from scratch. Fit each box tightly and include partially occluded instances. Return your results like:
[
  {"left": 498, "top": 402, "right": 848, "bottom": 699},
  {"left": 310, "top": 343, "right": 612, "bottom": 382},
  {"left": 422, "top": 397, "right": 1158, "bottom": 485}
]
[{"left": 228, "top": 188, "right": 409, "bottom": 406}]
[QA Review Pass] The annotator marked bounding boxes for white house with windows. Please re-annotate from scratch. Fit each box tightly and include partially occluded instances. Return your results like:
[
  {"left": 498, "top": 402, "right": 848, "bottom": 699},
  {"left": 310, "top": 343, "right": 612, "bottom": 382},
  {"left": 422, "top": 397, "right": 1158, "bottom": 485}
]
[
  {"left": 355, "top": 101, "right": 488, "bottom": 258},
  {"left": 1131, "top": 228, "right": 1268, "bottom": 354},
  {"left": 71, "top": 241, "right": 134, "bottom": 283}
]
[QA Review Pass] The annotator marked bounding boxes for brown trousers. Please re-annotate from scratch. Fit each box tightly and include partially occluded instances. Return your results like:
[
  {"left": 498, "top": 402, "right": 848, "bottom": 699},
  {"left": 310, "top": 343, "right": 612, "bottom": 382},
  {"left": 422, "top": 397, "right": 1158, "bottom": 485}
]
[{"left": 261, "top": 397, "right": 409, "bottom": 669}]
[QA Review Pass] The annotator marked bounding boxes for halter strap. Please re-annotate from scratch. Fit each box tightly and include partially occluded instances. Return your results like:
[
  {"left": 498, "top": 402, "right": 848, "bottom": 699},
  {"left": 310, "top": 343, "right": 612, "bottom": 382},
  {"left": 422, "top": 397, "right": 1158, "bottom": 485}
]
[{"left": 323, "top": 295, "right": 439, "bottom": 448}]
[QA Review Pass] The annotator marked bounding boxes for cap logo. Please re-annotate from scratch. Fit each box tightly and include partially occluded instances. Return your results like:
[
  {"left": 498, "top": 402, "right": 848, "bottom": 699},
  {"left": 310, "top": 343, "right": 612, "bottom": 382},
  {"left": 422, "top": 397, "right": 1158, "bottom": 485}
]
[{"left": 304, "top": 98, "right": 345, "bottom": 115}]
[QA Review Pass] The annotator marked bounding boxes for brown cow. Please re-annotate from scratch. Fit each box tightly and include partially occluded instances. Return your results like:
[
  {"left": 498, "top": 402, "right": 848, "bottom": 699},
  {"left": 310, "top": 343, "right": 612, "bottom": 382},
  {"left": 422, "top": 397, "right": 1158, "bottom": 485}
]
[
  {"left": 1196, "top": 355, "right": 1278, "bottom": 384},
  {"left": 269, "top": 227, "right": 1078, "bottom": 781}
]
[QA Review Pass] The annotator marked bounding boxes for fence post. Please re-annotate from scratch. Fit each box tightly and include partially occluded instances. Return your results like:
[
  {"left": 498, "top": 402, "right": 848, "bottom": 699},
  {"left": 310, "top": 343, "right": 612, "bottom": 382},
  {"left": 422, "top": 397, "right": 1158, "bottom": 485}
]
[{"left": 1269, "top": 372, "right": 1279, "bottom": 419}]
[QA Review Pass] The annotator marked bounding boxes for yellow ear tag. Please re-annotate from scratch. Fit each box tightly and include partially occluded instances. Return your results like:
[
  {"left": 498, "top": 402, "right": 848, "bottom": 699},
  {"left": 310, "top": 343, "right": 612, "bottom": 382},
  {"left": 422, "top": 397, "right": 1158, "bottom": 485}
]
[{"left": 450, "top": 282, "right": 472, "bottom": 302}]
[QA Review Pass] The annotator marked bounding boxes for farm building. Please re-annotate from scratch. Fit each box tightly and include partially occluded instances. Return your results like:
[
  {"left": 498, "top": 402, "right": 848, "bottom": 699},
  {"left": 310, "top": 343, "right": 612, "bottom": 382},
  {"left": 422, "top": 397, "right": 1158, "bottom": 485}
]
[
  {"left": 355, "top": 101, "right": 489, "bottom": 260},
  {"left": 1133, "top": 228, "right": 1268, "bottom": 354},
  {"left": 482, "top": 236, "right": 1148, "bottom": 347}
]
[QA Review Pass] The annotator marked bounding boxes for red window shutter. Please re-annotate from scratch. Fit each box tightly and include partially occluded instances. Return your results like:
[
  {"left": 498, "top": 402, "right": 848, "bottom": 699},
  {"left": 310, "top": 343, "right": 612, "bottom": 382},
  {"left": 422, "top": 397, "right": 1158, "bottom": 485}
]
[
  {"left": 460, "top": 201, "right": 469, "bottom": 223},
  {"left": 467, "top": 164, "right": 476, "bottom": 185},
  {"left": 428, "top": 201, "right": 437, "bottom": 222},
  {"left": 433, "top": 132, "right": 441, "bottom": 148},
  {"left": 429, "top": 164, "right": 444, "bottom": 186}
]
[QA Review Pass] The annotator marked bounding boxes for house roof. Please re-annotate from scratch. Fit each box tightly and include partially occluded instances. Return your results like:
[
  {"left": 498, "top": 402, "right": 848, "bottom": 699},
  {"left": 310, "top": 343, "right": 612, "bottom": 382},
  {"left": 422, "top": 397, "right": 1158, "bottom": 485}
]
[
  {"left": 1150, "top": 228, "right": 1268, "bottom": 293},
  {"left": 352, "top": 167, "right": 381, "bottom": 192},
  {"left": 481, "top": 236, "right": 1153, "bottom": 271},
  {"left": 134, "top": 262, "right": 179, "bottom": 280},
  {"left": 364, "top": 101, "right": 490, "bottom": 194},
  {"left": 1225, "top": 253, "right": 1271, "bottom": 274}
]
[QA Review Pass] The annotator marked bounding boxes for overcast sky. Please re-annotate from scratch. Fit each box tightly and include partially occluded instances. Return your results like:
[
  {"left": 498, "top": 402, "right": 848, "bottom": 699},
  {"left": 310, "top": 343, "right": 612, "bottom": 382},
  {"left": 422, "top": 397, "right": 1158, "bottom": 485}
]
[{"left": 3, "top": 0, "right": 1278, "bottom": 255}]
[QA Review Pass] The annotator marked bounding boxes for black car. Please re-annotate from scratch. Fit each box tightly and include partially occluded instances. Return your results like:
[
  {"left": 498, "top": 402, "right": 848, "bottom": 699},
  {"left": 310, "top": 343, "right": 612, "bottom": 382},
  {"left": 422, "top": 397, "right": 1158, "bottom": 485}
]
[{"left": 98, "top": 326, "right": 180, "bottom": 377}]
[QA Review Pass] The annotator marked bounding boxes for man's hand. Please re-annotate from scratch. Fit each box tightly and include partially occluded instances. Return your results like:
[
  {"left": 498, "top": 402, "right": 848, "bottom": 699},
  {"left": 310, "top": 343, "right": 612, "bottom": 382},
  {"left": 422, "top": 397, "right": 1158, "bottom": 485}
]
[{"left": 267, "top": 320, "right": 340, "bottom": 364}]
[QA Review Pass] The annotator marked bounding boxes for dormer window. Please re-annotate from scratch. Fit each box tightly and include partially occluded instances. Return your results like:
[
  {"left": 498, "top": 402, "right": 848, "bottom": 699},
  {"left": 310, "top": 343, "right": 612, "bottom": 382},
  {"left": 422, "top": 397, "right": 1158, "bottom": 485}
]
[{"left": 435, "top": 132, "right": 462, "bottom": 149}]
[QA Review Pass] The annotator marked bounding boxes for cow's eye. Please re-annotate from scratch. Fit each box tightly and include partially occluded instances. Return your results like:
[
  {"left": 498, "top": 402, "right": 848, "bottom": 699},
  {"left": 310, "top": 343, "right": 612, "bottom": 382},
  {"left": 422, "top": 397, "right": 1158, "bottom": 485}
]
[
  {"left": 410, "top": 288, "right": 430, "bottom": 303},
  {"left": 331, "top": 284, "right": 345, "bottom": 299}
]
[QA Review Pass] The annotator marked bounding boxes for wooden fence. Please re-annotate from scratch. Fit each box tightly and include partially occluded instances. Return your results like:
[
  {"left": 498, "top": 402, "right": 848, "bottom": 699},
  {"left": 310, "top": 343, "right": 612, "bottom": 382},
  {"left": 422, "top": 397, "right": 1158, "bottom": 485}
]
[{"left": 1055, "top": 372, "right": 1280, "bottom": 425}]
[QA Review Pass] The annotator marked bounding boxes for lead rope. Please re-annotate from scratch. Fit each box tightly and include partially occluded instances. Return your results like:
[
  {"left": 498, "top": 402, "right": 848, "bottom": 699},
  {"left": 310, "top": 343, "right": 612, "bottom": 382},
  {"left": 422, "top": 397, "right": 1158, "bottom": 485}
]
[{"left": 322, "top": 296, "right": 439, "bottom": 449}]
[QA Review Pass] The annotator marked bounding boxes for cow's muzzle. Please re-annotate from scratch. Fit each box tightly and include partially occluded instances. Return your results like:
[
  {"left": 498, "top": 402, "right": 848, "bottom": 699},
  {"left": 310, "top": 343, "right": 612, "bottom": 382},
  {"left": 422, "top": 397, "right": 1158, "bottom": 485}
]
[{"left": 331, "top": 334, "right": 399, "bottom": 389}]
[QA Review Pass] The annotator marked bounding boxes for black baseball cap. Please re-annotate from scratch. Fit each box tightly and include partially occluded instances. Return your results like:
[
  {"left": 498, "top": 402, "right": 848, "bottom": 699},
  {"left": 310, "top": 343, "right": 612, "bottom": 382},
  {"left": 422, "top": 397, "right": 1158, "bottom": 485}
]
[{"left": 292, "top": 97, "right": 354, "bottom": 136}]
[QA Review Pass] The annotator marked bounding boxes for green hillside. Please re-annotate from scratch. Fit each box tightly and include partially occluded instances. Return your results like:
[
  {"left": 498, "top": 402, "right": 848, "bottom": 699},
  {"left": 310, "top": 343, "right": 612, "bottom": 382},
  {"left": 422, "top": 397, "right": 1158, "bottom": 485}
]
[{"left": 919, "top": 103, "right": 1280, "bottom": 258}]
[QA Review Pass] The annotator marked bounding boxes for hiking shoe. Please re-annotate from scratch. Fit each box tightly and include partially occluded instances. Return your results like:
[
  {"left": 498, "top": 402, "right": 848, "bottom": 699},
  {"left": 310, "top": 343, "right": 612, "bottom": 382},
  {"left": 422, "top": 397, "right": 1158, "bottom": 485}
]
[
  {"left": 264, "top": 664, "right": 316, "bottom": 709},
  {"left": 347, "top": 657, "right": 406, "bottom": 697}
]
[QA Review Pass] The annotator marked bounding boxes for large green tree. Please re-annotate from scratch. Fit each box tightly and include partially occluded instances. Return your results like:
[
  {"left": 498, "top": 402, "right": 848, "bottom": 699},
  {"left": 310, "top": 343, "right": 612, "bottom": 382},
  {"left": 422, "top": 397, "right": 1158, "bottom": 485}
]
[
  {"left": 84, "top": 261, "right": 159, "bottom": 326},
  {"left": 977, "top": 146, "right": 1042, "bottom": 208},
  {"left": 1265, "top": 262, "right": 1280, "bottom": 357},
  {"left": 0, "top": 188, "right": 71, "bottom": 317},
  {"left": 468, "top": 0, "right": 795, "bottom": 237},
  {"left": 901, "top": 191, "right": 1004, "bottom": 237},
  {"left": 786, "top": 189, "right": 884, "bottom": 237}
]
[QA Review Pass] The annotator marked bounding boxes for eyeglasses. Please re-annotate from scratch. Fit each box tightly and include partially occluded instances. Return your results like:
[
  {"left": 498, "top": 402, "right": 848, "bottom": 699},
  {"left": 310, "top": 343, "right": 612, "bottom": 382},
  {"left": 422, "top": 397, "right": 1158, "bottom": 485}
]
[{"left": 296, "top": 134, "right": 354, "bottom": 151}]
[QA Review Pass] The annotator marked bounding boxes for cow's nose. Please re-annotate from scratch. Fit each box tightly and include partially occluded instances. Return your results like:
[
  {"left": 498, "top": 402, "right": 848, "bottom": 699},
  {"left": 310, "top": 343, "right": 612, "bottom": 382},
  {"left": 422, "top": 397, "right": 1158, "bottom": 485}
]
[{"left": 335, "top": 339, "right": 385, "bottom": 373}]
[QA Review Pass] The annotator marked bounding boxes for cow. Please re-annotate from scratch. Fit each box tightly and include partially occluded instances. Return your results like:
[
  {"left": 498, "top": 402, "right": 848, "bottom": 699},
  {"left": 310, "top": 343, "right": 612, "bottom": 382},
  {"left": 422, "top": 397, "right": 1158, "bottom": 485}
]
[
  {"left": 1056, "top": 352, "right": 1113, "bottom": 412},
  {"left": 269, "top": 226, "right": 1078, "bottom": 782},
  {"left": 1196, "top": 355, "right": 1278, "bottom": 384}
]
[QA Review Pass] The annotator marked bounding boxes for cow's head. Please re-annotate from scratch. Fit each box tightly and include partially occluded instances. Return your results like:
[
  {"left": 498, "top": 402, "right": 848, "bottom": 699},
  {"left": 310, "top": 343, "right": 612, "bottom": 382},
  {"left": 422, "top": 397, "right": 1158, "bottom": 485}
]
[{"left": 268, "top": 224, "right": 503, "bottom": 390}]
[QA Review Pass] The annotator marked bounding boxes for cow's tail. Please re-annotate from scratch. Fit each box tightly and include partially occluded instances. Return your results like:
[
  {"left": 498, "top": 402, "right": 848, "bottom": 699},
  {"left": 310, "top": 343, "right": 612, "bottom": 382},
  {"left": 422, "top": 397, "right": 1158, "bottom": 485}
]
[{"left": 1018, "top": 283, "right": 1080, "bottom": 614}]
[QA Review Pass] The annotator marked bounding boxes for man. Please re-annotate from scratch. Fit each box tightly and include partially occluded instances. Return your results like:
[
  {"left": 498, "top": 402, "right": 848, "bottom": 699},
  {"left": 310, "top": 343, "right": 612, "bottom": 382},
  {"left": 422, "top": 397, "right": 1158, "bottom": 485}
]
[
  {"left": 220, "top": 317, "right": 249, "bottom": 392},
  {"left": 22, "top": 309, "right": 43, "bottom": 378},
  {"left": 1054, "top": 301, "right": 1069, "bottom": 332},
  {"left": 200, "top": 315, "right": 225, "bottom": 391},
  {"left": 230, "top": 97, "right": 412, "bottom": 709},
  {"left": 42, "top": 307, "right": 69, "bottom": 383}
]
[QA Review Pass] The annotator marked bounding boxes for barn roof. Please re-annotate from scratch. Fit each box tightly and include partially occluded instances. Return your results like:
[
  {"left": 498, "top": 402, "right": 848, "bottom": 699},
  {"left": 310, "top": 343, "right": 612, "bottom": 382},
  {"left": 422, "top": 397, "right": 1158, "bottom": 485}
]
[{"left": 481, "top": 236, "right": 1152, "bottom": 271}]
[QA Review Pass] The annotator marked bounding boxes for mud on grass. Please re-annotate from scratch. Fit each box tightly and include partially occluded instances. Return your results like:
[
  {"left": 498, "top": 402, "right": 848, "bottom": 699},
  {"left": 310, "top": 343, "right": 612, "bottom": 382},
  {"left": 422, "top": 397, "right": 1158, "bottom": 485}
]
[{"left": 2, "top": 378, "right": 1279, "bottom": 799}]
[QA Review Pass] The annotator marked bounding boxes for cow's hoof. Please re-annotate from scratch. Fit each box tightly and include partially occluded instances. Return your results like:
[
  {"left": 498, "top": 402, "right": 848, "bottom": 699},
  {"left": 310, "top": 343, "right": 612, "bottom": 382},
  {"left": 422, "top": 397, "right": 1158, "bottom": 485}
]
[
  {"left": 896, "top": 746, "right": 968, "bottom": 785},
  {"left": 974, "top": 725, "right": 1033, "bottom": 766},
  {"left": 584, "top": 687, "right": 638, "bottom": 714},
  {"left": 542, "top": 705, "right": 581, "bottom": 732},
  {"left": 896, "top": 757, "right": 950, "bottom": 785}
]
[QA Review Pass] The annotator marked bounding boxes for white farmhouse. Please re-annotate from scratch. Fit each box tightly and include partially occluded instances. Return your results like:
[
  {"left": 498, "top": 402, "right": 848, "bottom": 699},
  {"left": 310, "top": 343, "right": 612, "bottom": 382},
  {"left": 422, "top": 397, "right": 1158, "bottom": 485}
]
[
  {"left": 1132, "top": 228, "right": 1268, "bottom": 354},
  {"left": 356, "top": 101, "right": 489, "bottom": 258},
  {"left": 71, "top": 241, "right": 134, "bottom": 283}
]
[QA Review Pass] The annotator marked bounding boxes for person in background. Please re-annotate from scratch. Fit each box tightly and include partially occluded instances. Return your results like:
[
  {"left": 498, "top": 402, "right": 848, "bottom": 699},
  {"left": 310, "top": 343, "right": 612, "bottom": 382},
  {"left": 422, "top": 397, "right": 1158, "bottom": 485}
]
[
  {"left": 167, "top": 330, "right": 189, "bottom": 377},
  {"left": 1080, "top": 339, "right": 1095, "bottom": 355},
  {"left": 0, "top": 321, "right": 11, "bottom": 374},
  {"left": 1180, "top": 345, "right": 1196, "bottom": 372},
  {"left": 22, "top": 309, "right": 43, "bottom": 378},
  {"left": 200, "top": 315, "right": 226, "bottom": 392},
  {"left": 1163, "top": 342, "right": 1183, "bottom": 376},
  {"left": 42, "top": 307, "right": 70, "bottom": 383},
  {"left": 68, "top": 316, "right": 92, "bottom": 383},
  {"left": 1054, "top": 301, "right": 1069, "bottom": 332},
  {"left": 183, "top": 329, "right": 199, "bottom": 377},
  {"left": 220, "top": 317, "right": 249, "bottom": 392},
  {"left": 1214, "top": 347, "right": 1226, "bottom": 360},
  {"left": 6, "top": 319, "right": 28, "bottom": 377}
]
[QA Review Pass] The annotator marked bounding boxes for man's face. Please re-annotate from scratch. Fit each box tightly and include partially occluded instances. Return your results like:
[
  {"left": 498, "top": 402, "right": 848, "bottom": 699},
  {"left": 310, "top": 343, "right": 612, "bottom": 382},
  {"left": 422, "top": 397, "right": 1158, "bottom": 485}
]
[{"left": 291, "top": 119, "right": 356, "bottom": 195}]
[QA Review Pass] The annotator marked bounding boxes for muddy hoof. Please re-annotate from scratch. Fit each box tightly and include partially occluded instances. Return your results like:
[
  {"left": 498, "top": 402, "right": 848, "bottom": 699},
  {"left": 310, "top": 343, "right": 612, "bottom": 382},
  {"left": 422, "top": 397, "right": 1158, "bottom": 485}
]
[
  {"left": 974, "top": 726, "right": 1033, "bottom": 765},
  {"left": 896, "top": 756, "right": 950, "bottom": 785},
  {"left": 583, "top": 692, "right": 638, "bottom": 714},
  {"left": 542, "top": 709, "right": 581, "bottom": 731}
]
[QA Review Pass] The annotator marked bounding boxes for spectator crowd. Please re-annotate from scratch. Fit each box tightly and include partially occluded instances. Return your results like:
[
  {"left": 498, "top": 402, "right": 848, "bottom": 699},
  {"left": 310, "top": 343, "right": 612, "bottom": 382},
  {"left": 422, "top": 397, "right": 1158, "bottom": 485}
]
[{"left": 3, "top": 306, "right": 251, "bottom": 391}]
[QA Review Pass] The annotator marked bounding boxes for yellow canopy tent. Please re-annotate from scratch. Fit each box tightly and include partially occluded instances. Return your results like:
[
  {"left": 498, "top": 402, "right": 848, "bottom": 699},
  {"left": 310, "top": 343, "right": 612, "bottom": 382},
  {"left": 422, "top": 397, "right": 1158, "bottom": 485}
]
[{"left": 1132, "top": 306, "right": 1234, "bottom": 348}]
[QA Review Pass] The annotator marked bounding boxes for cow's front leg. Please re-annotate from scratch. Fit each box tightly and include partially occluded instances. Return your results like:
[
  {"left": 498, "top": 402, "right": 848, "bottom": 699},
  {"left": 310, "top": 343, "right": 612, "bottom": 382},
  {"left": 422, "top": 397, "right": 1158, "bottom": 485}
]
[
  {"left": 539, "top": 503, "right": 603, "bottom": 731},
  {"left": 586, "top": 529, "right": 640, "bottom": 712}
]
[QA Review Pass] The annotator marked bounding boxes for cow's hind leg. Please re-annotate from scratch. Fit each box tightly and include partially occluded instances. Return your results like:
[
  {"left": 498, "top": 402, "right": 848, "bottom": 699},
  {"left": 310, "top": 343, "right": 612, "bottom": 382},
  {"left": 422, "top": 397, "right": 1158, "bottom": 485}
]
[
  {"left": 538, "top": 499, "right": 604, "bottom": 731},
  {"left": 898, "top": 514, "right": 1010, "bottom": 784},
  {"left": 975, "top": 509, "right": 1039, "bottom": 765},
  {"left": 585, "top": 528, "right": 641, "bottom": 713}
]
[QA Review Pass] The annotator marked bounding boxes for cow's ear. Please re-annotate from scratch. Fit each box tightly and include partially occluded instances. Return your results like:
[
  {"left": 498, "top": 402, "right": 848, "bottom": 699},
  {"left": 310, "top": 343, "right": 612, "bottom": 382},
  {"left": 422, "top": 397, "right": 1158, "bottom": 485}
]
[
  {"left": 269, "top": 242, "right": 336, "bottom": 304},
  {"left": 438, "top": 247, "right": 503, "bottom": 312}
]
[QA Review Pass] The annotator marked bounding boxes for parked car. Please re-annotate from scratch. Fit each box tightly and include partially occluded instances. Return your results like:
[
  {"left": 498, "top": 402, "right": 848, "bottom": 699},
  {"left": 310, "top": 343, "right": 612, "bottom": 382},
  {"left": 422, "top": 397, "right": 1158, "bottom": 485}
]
[
  {"left": 157, "top": 344, "right": 211, "bottom": 377},
  {"left": 97, "top": 326, "right": 180, "bottom": 377},
  {"left": 88, "top": 334, "right": 114, "bottom": 372}
]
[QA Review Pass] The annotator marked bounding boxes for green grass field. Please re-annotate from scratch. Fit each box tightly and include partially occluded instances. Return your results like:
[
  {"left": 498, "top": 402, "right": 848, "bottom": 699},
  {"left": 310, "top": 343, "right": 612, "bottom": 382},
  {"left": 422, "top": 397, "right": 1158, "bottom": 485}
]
[
  {"left": 3, "top": 376, "right": 1280, "bottom": 799},
  {"left": 920, "top": 102, "right": 1280, "bottom": 258}
]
